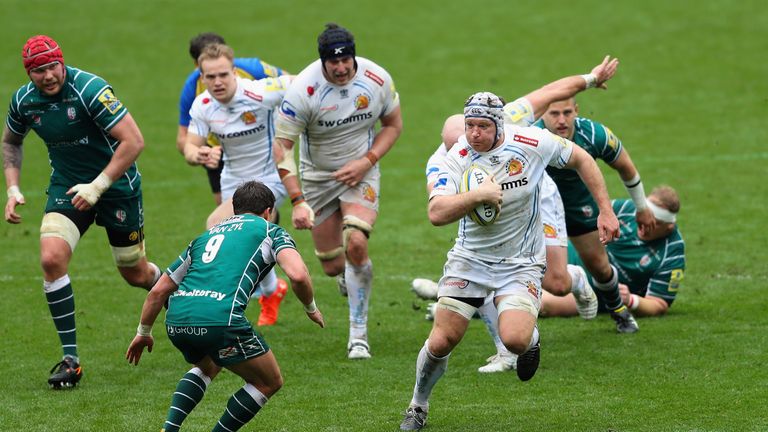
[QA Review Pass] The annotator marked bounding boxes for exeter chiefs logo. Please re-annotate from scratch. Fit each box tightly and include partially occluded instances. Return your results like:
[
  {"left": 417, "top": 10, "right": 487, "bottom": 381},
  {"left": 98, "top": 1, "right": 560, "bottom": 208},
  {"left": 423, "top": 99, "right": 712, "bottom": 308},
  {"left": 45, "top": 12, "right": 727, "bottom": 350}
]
[
  {"left": 526, "top": 281, "right": 539, "bottom": 299},
  {"left": 355, "top": 94, "right": 369, "bottom": 110},
  {"left": 506, "top": 158, "right": 525, "bottom": 176},
  {"left": 362, "top": 183, "right": 376, "bottom": 203},
  {"left": 543, "top": 224, "right": 557, "bottom": 238},
  {"left": 241, "top": 111, "right": 257, "bottom": 125}
]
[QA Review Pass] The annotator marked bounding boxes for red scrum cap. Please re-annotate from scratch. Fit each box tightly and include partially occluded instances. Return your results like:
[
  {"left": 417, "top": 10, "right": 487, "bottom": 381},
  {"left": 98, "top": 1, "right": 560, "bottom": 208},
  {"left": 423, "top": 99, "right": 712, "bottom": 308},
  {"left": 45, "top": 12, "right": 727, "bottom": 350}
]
[{"left": 22, "top": 35, "right": 64, "bottom": 74}]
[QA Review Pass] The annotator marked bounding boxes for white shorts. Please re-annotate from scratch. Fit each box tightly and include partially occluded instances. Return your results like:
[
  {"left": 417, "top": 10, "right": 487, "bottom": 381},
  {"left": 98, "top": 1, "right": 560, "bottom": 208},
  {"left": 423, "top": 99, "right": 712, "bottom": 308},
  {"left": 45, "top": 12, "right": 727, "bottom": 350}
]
[
  {"left": 220, "top": 175, "right": 287, "bottom": 209},
  {"left": 302, "top": 168, "right": 380, "bottom": 226},
  {"left": 540, "top": 175, "right": 567, "bottom": 248},
  {"left": 437, "top": 249, "right": 545, "bottom": 313}
]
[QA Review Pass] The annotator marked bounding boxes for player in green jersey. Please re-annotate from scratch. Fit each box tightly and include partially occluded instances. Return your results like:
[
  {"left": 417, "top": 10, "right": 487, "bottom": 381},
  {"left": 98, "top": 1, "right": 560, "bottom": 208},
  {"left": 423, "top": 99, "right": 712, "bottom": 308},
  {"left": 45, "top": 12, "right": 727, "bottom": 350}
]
[
  {"left": 541, "top": 185, "right": 684, "bottom": 317},
  {"left": 2, "top": 35, "right": 161, "bottom": 388},
  {"left": 535, "top": 97, "right": 656, "bottom": 333},
  {"left": 126, "top": 181, "right": 324, "bottom": 432}
]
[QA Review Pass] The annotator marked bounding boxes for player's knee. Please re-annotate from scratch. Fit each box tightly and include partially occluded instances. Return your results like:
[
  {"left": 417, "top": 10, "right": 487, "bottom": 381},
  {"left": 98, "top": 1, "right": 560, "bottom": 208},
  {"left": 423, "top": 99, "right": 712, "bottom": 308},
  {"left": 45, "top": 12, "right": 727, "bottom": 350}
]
[
  {"left": 542, "top": 271, "right": 569, "bottom": 296},
  {"left": 40, "top": 212, "right": 80, "bottom": 253},
  {"left": 342, "top": 215, "right": 372, "bottom": 261},
  {"left": 501, "top": 333, "right": 530, "bottom": 355},
  {"left": 40, "top": 248, "right": 68, "bottom": 275},
  {"left": 427, "top": 334, "right": 456, "bottom": 358},
  {"left": 112, "top": 242, "right": 146, "bottom": 268}
]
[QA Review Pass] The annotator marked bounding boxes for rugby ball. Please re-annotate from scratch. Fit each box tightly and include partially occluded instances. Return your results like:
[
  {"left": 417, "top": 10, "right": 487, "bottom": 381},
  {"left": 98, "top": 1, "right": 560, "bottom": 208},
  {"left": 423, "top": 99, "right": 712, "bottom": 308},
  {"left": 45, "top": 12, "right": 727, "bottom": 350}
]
[{"left": 460, "top": 164, "right": 499, "bottom": 226}]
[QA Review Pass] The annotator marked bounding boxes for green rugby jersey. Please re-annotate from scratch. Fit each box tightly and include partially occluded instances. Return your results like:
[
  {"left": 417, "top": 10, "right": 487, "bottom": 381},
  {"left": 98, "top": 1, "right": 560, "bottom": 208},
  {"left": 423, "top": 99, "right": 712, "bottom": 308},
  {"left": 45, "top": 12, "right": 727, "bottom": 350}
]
[
  {"left": 5, "top": 66, "right": 140, "bottom": 198},
  {"left": 535, "top": 117, "right": 622, "bottom": 219},
  {"left": 569, "top": 199, "right": 685, "bottom": 305},
  {"left": 165, "top": 214, "right": 297, "bottom": 327}
]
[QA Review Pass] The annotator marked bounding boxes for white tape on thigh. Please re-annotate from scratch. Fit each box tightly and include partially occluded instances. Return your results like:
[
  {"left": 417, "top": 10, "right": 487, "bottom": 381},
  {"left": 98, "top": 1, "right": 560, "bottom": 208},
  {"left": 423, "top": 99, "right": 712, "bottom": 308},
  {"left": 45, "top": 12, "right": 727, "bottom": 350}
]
[
  {"left": 496, "top": 294, "right": 539, "bottom": 317},
  {"left": 436, "top": 296, "right": 477, "bottom": 320},
  {"left": 315, "top": 246, "right": 343, "bottom": 261},
  {"left": 40, "top": 212, "right": 81, "bottom": 252},
  {"left": 111, "top": 241, "right": 146, "bottom": 267},
  {"left": 342, "top": 215, "right": 373, "bottom": 248}
]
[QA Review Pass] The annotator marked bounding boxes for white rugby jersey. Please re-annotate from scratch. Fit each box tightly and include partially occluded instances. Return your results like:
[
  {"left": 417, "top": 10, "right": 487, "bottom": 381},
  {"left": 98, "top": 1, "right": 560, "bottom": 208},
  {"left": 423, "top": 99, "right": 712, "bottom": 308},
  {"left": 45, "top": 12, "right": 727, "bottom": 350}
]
[
  {"left": 189, "top": 76, "right": 291, "bottom": 186},
  {"left": 276, "top": 57, "right": 400, "bottom": 181},
  {"left": 430, "top": 124, "right": 574, "bottom": 263}
]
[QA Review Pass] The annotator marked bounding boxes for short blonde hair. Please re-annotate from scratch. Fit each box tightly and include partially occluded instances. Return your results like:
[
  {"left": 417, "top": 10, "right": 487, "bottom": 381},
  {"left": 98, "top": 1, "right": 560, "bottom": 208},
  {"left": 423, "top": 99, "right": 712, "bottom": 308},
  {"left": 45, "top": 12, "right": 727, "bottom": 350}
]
[
  {"left": 197, "top": 43, "right": 234, "bottom": 71},
  {"left": 650, "top": 185, "right": 680, "bottom": 214}
]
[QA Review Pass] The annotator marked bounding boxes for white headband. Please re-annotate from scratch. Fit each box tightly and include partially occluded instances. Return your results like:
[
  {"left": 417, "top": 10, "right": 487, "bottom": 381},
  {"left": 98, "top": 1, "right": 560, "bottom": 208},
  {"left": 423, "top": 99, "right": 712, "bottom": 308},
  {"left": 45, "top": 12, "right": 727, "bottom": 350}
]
[{"left": 646, "top": 200, "right": 676, "bottom": 223}]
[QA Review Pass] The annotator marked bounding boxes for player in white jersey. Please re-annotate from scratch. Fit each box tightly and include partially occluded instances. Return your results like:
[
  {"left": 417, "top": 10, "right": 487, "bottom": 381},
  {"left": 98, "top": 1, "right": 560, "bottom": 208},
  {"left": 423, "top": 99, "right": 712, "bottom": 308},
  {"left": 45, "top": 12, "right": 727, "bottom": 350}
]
[
  {"left": 272, "top": 23, "right": 403, "bottom": 360},
  {"left": 415, "top": 57, "right": 618, "bottom": 373},
  {"left": 182, "top": 43, "right": 291, "bottom": 326},
  {"left": 399, "top": 92, "right": 618, "bottom": 431}
]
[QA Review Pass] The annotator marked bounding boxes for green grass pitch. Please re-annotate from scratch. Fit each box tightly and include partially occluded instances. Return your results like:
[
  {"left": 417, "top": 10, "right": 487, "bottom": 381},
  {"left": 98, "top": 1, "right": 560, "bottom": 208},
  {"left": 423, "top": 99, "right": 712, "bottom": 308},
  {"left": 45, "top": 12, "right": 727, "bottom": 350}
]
[{"left": 1, "top": 0, "right": 767, "bottom": 431}]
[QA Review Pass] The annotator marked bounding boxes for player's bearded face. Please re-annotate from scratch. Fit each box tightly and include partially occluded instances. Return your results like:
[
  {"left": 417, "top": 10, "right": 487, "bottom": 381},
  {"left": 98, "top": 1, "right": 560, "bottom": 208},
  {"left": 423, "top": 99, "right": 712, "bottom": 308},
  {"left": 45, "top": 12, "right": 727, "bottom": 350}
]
[
  {"left": 543, "top": 100, "right": 577, "bottom": 139},
  {"left": 465, "top": 118, "right": 496, "bottom": 152},
  {"left": 323, "top": 56, "right": 355, "bottom": 85},
  {"left": 201, "top": 57, "right": 237, "bottom": 103},
  {"left": 29, "top": 62, "right": 65, "bottom": 96}
]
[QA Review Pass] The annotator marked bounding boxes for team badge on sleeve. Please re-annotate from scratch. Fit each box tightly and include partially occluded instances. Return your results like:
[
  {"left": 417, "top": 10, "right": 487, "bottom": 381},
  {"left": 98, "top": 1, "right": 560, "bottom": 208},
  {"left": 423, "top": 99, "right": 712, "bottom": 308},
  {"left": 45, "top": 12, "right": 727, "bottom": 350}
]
[
  {"left": 98, "top": 89, "right": 123, "bottom": 114},
  {"left": 605, "top": 126, "right": 619, "bottom": 150}
]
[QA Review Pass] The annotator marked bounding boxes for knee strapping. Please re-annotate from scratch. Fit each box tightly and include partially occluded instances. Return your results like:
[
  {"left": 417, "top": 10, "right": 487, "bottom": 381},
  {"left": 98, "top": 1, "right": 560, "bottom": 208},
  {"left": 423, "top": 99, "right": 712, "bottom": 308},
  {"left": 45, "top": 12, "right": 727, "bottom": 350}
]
[
  {"left": 342, "top": 215, "right": 373, "bottom": 249},
  {"left": 436, "top": 297, "right": 477, "bottom": 320},
  {"left": 40, "top": 212, "right": 80, "bottom": 252},
  {"left": 315, "top": 246, "right": 344, "bottom": 261},
  {"left": 111, "top": 241, "right": 146, "bottom": 267},
  {"left": 496, "top": 294, "right": 539, "bottom": 317}
]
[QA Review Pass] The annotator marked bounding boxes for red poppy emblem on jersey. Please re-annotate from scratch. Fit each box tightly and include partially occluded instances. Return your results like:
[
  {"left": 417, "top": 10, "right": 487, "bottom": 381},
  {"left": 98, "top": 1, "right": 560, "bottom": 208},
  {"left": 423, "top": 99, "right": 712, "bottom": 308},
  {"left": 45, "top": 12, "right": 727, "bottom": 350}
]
[
  {"left": 307, "top": 86, "right": 315, "bottom": 96},
  {"left": 459, "top": 148, "right": 469, "bottom": 158},
  {"left": 202, "top": 98, "right": 211, "bottom": 104},
  {"left": 241, "top": 111, "right": 257, "bottom": 125},
  {"left": 513, "top": 134, "right": 539, "bottom": 147}
]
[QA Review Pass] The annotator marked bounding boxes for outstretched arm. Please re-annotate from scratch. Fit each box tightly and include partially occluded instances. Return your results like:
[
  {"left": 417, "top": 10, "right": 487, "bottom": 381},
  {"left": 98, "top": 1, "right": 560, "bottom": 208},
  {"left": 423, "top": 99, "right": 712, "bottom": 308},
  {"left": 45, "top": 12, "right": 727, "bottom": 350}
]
[
  {"left": 525, "top": 55, "right": 619, "bottom": 119},
  {"left": 564, "top": 146, "right": 619, "bottom": 243},
  {"left": 608, "top": 149, "right": 656, "bottom": 233},
  {"left": 126, "top": 273, "right": 178, "bottom": 365}
]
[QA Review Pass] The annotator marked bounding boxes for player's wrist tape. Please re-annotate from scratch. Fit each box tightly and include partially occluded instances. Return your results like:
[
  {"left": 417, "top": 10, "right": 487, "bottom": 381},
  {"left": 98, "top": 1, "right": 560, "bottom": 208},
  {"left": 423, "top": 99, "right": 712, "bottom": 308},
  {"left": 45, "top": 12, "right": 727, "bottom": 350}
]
[
  {"left": 136, "top": 323, "right": 152, "bottom": 337},
  {"left": 627, "top": 294, "right": 641, "bottom": 310},
  {"left": 93, "top": 171, "right": 113, "bottom": 193},
  {"left": 295, "top": 201, "right": 315, "bottom": 223},
  {"left": 303, "top": 299, "right": 318, "bottom": 313},
  {"left": 623, "top": 174, "right": 647, "bottom": 210},
  {"left": 290, "top": 193, "right": 306, "bottom": 206},
  {"left": 365, "top": 151, "right": 379, "bottom": 166},
  {"left": 581, "top": 73, "right": 598, "bottom": 89},
  {"left": 7, "top": 185, "right": 23, "bottom": 200}
]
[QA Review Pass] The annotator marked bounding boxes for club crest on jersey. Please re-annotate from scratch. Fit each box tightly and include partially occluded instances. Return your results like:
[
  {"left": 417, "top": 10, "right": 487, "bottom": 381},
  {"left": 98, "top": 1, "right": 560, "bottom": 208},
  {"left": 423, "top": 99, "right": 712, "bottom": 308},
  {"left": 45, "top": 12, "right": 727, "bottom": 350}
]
[
  {"left": 640, "top": 254, "right": 651, "bottom": 267},
  {"left": 67, "top": 107, "right": 76, "bottom": 120},
  {"left": 527, "top": 281, "right": 539, "bottom": 299},
  {"left": 543, "top": 224, "right": 557, "bottom": 238},
  {"left": 98, "top": 90, "right": 122, "bottom": 115},
  {"left": 506, "top": 158, "right": 525, "bottom": 175},
  {"left": 32, "top": 115, "right": 41, "bottom": 126},
  {"left": 513, "top": 134, "right": 538, "bottom": 147},
  {"left": 241, "top": 111, "right": 257, "bottom": 125},
  {"left": 362, "top": 183, "right": 376, "bottom": 203},
  {"left": 581, "top": 205, "right": 594, "bottom": 218},
  {"left": 355, "top": 94, "right": 369, "bottom": 110},
  {"left": 115, "top": 209, "right": 127, "bottom": 223}
]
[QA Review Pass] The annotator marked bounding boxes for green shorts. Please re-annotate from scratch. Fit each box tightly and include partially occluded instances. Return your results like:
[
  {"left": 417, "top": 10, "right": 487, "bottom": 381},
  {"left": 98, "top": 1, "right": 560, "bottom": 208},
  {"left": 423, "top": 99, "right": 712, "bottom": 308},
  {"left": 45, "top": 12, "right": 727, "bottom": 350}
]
[
  {"left": 166, "top": 324, "right": 270, "bottom": 367},
  {"left": 45, "top": 183, "right": 144, "bottom": 246},
  {"left": 563, "top": 197, "right": 599, "bottom": 237}
]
